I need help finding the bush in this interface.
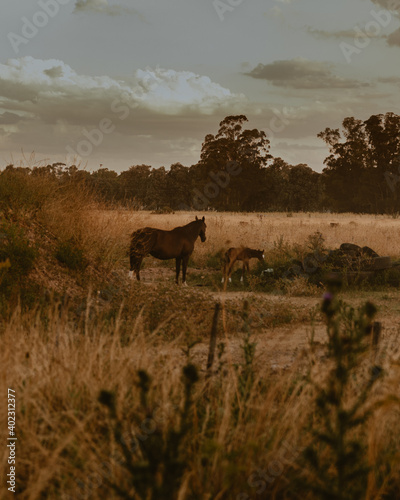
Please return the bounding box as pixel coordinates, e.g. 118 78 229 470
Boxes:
303 295 383 499
0 221 37 305
55 239 88 271
0 167 55 219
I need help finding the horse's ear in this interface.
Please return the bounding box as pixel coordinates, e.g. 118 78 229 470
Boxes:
202 216 205 222
195 216 198 221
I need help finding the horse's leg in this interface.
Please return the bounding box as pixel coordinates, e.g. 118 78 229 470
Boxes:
227 259 235 283
182 255 190 286
129 251 135 278
135 257 143 281
243 261 251 283
175 257 182 285
129 253 140 280
240 260 246 283
130 255 142 281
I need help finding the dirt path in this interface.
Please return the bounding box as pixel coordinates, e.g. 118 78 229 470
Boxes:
132 266 400 373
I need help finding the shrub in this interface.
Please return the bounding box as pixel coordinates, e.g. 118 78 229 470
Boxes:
0 221 37 284
0 167 55 219
98 363 199 500
55 239 88 271
278 275 320 296
303 294 383 499
0 221 37 309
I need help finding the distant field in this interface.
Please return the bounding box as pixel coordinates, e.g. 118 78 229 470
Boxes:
97 210 400 265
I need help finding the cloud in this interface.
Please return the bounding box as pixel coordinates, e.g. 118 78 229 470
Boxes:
133 68 245 113
0 112 23 125
306 26 385 40
367 0 400 46
73 0 143 17
370 0 400 13
0 57 247 169
0 57 245 119
378 75 400 84
245 58 370 89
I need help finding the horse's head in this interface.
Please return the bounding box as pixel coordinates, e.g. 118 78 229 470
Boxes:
256 249 265 262
195 216 207 242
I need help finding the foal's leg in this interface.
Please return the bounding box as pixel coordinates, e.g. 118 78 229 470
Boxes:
227 260 235 283
182 255 190 286
175 257 182 285
222 259 229 283
240 261 246 283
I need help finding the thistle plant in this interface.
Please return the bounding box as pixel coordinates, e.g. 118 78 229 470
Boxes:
98 363 199 500
303 292 383 500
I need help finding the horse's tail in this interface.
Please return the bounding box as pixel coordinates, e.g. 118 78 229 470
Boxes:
130 228 157 259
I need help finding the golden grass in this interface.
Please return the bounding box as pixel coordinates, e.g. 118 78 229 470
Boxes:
1 295 400 499
96 211 400 269
2 185 400 498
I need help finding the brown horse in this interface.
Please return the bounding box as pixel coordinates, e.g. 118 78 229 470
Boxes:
222 247 264 284
129 216 206 285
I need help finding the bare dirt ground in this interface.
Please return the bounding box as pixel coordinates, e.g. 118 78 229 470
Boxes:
131 265 400 374
193 294 400 374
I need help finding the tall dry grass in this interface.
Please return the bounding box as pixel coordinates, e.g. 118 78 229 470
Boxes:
101 211 400 270
1 294 400 499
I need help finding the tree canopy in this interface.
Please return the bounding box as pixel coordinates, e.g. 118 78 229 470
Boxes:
3 112 400 213
319 112 400 212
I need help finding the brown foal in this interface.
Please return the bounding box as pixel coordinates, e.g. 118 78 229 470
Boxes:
222 247 265 283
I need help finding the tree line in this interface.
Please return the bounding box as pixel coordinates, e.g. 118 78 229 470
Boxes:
3 113 400 213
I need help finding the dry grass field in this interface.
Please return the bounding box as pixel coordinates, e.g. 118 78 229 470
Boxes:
97 209 400 263
2 197 400 499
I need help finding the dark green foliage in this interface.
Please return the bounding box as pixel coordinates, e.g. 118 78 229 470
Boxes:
0 166 53 219
98 364 199 500
0 221 37 305
55 239 87 271
4 113 400 213
303 293 383 500
319 112 400 213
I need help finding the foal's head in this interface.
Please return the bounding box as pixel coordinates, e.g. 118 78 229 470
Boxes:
255 249 265 262
195 216 207 242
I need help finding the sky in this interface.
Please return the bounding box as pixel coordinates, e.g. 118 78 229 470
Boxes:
1 0 400 173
